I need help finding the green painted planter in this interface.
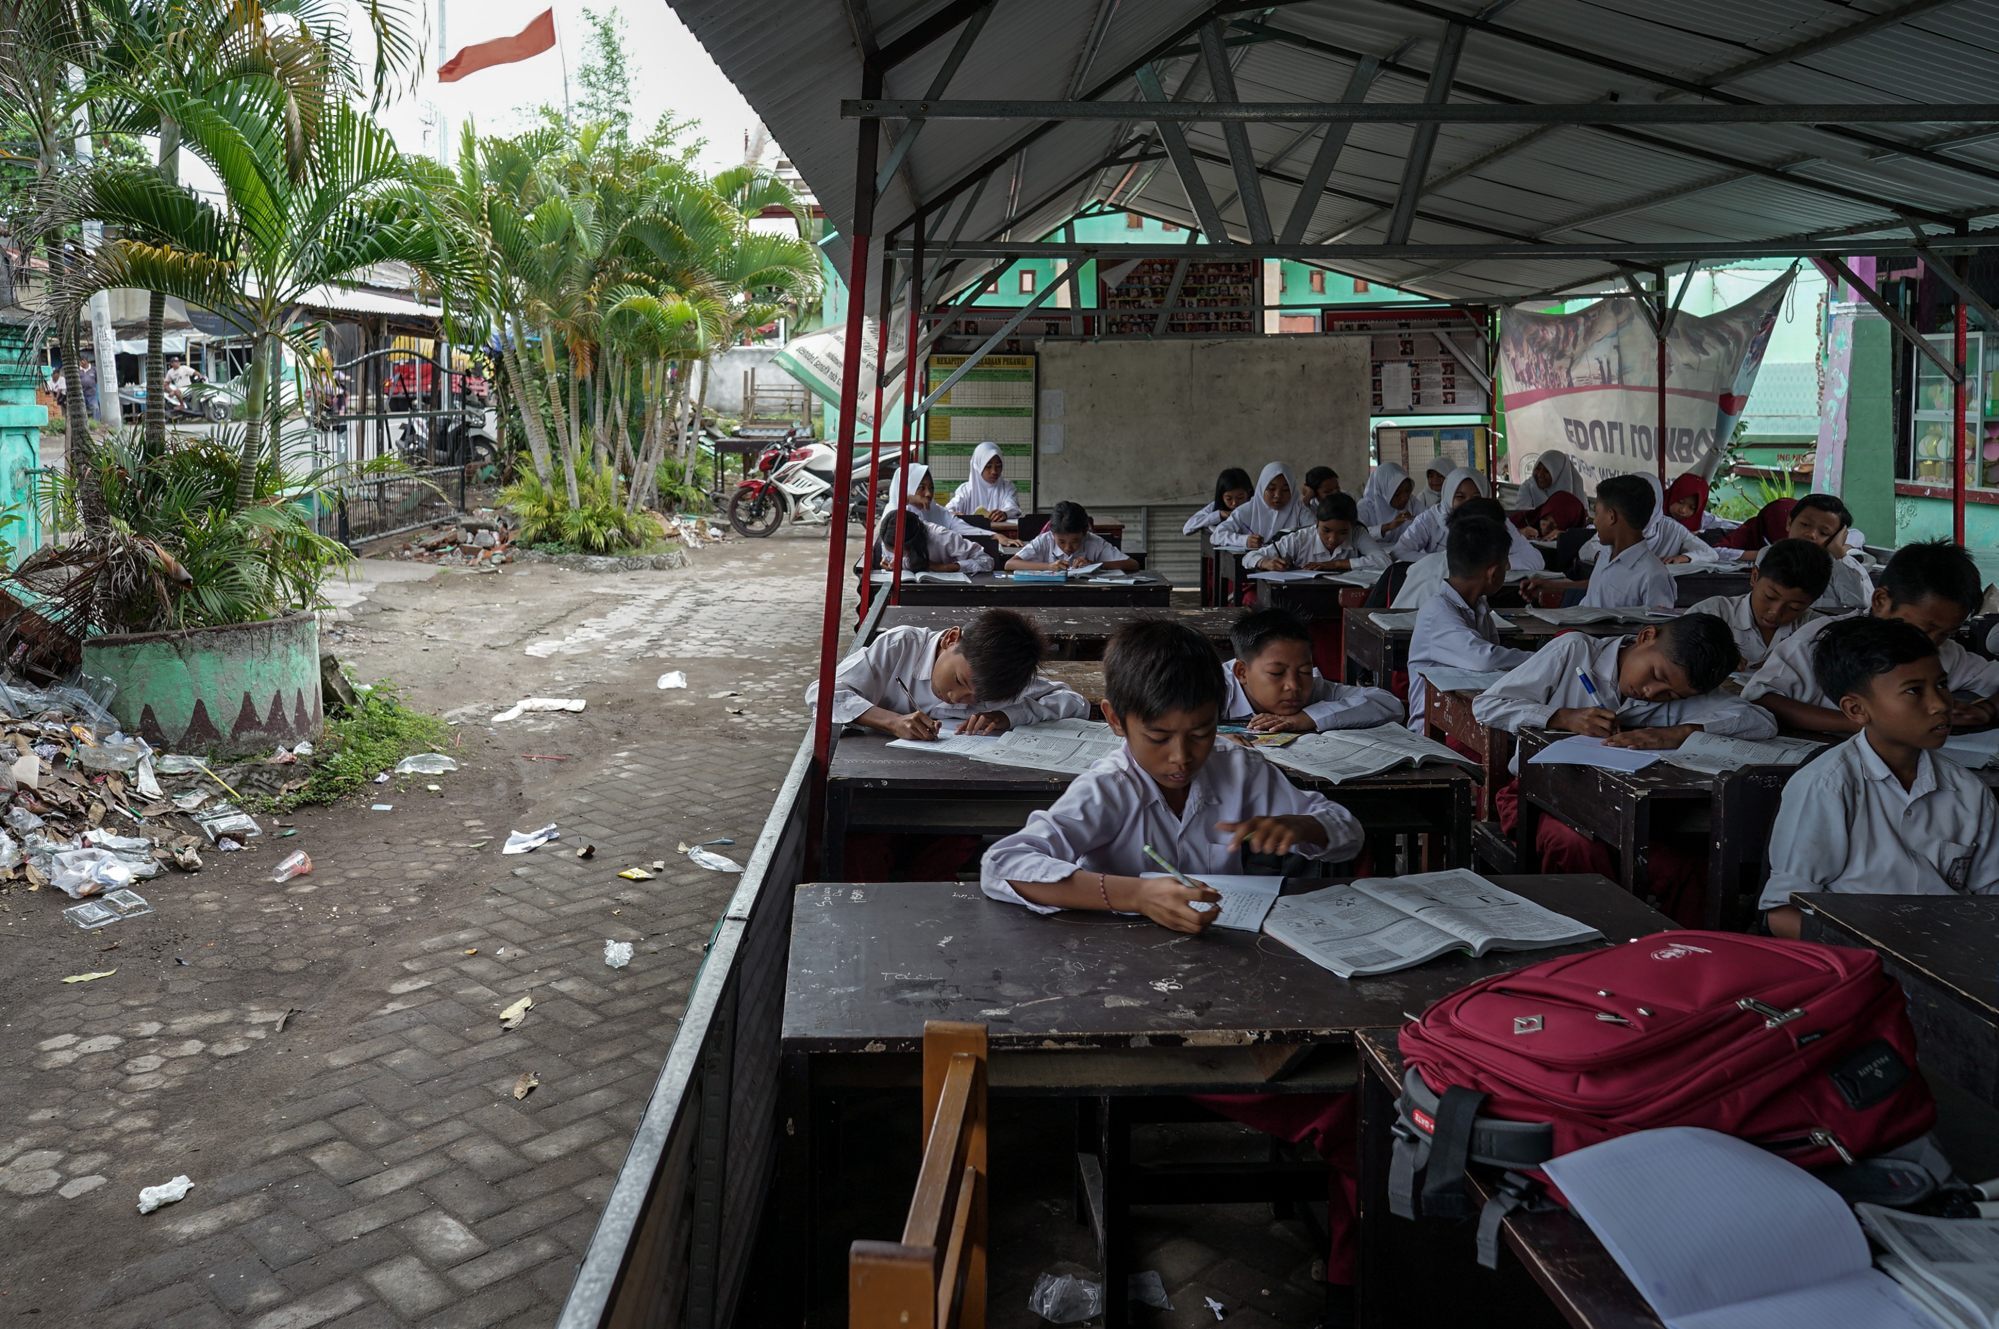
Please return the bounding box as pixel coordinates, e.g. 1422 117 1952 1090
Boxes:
82 613 323 756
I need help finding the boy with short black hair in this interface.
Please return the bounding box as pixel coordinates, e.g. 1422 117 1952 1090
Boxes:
1222 608 1402 732
1744 539 1999 734
1007 500 1139 572
981 618 1362 926
1390 496 1546 609
1760 616 1999 939
1303 465 1340 501
1242 492 1388 573
808 607 1089 740
1578 475 1674 609
1685 537 1832 667
1406 517 1534 731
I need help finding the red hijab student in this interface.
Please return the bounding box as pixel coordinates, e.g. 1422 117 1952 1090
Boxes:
1715 497 1796 551
1664 472 1712 532
1513 489 1588 540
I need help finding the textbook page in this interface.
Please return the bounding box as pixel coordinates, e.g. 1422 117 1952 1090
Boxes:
1526 735 1663 772
869 570 972 584
1259 724 1473 786
1527 606 1667 625
1249 570 1326 583
1542 1128 1933 1329
964 718 1123 776
1353 870 1600 953
886 734 1002 759
1261 885 1467 978
1419 667 1512 696
1367 611 1420 632
1665 732 1824 776
1859 1206 1999 1329
1142 873 1284 932
1941 727 1999 770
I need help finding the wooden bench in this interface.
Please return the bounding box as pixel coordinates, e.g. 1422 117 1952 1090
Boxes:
848 1021 989 1329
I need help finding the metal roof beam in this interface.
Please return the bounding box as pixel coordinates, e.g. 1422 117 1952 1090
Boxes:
874 2 993 197
876 0 990 70
916 257 1140 417
1912 236 1999 333
1279 55 1383 244
1815 255 1961 381
1386 22 1465 246
1198 20 1274 244
845 97 1999 126
1690 0 1971 91
880 233 1999 261
1132 63 1231 239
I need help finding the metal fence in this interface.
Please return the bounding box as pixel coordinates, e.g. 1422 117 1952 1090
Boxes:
315 464 467 546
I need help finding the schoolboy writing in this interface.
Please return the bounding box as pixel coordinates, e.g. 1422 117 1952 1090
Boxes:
1405 517 1534 731
1392 497 1544 610
1222 608 1403 733
1683 537 1831 668
981 619 1362 928
1761 616 1999 939
1241 492 1388 573
1743 540 1999 735
1525 475 1673 610
1007 501 1140 572
807 608 1088 739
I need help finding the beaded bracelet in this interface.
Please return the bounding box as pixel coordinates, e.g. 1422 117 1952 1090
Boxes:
1097 871 1112 912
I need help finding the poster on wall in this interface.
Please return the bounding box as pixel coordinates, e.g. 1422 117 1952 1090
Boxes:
927 353 1036 510
1100 259 1259 336
1324 309 1492 417
1498 272 1792 489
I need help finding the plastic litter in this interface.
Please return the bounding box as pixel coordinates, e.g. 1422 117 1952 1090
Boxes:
686 846 744 873
5 807 43 835
192 802 261 842
64 889 154 930
1027 1272 1171 1324
172 789 211 812
135 755 163 800
292 741 314 757
604 940 633 969
50 848 137 899
1204 1295 1226 1321
77 731 149 773
394 753 459 775
492 697 587 723
137 1175 193 1214
502 824 560 855
153 754 205 775
271 851 312 883
81 830 153 854
216 838 243 852
657 672 687 690
369 803 394 812
1 752 39 790
0 831 20 871
373 772 390 784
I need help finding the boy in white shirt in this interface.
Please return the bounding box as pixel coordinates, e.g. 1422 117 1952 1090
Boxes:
1684 538 1831 668
1007 501 1139 573
1744 540 1999 735
1762 616 1999 938
1390 497 1544 609
1406 517 1533 732
1221 608 1403 733
807 608 1089 739
982 618 1362 924
1241 492 1388 574
1577 476 1675 610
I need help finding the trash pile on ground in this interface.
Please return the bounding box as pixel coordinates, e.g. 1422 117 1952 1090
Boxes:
394 509 516 566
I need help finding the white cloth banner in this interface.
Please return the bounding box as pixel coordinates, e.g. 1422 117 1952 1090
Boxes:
770 322 906 435
1499 271 1793 489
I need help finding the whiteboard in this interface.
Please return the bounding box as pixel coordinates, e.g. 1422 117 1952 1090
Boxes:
1034 338 1372 508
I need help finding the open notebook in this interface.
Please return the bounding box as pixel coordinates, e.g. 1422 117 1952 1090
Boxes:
1261 870 1598 978
1259 724 1475 785
1541 1127 1939 1329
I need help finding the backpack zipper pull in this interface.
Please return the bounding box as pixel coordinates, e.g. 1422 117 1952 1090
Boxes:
1594 1012 1631 1025
1737 997 1806 1029
1811 1129 1855 1165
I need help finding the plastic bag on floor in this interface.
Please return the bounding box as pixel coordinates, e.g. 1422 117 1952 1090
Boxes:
79 731 150 773
1027 1271 1172 1324
502 824 560 855
193 802 261 842
686 846 744 873
603 940 632 968
393 753 459 775
51 848 137 899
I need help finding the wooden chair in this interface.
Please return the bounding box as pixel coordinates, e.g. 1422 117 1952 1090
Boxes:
849 1021 988 1329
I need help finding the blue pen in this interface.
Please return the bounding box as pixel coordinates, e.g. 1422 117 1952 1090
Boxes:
1575 668 1618 733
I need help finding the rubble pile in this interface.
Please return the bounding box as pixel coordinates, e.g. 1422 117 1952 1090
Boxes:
394 510 515 566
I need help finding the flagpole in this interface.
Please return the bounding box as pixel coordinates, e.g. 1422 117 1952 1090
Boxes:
553 4 570 123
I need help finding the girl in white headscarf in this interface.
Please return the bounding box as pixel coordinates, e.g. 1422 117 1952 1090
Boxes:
1211 462 1313 549
1391 466 1488 559
1411 457 1449 512
944 441 1022 520
1512 449 1586 511
897 462 987 538
1356 462 1418 540
1577 472 1718 565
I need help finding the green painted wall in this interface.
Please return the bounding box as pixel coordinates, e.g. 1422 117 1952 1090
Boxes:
1842 313 1898 543
0 322 46 565
83 612 323 756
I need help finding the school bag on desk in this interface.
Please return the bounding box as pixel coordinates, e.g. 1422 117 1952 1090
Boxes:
1387 931 1949 1266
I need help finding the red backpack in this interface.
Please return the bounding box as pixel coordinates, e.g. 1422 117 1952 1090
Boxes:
1390 932 1941 1263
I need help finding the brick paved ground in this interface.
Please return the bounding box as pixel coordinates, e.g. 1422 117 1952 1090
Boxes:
0 533 834 1328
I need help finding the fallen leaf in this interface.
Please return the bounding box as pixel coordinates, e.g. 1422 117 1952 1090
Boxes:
617 867 654 881
576 844 596 860
675 841 689 853
499 995 532 1030
463 948 479 956
511 1071 539 1100
63 969 116 984
96 941 120 953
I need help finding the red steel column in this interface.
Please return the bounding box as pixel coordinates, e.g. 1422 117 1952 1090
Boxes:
889 223 924 603
856 249 896 619
1955 275 1969 546
1656 272 1669 489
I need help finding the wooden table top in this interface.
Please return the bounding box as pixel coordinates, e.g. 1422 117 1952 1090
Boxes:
1796 894 1999 1020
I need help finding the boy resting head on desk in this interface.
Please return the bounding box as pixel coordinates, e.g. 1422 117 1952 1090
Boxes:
1472 611 1774 761
1303 464 1341 502
1240 491 1388 573
1743 539 1999 735
807 608 1089 741
1405 516 1535 732
980 618 1363 931
1683 537 1831 668
1223 607 1403 733
1762 617 1999 939
1005 501 1139 573
869 508 993 577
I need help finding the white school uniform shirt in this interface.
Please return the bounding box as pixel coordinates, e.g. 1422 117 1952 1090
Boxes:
980 744 1364 912
1357 462 1415 537
1406 582 1534 732
1759 732 1999 911
1390 466 1487 560
1742 614 1999 709
1579 517 1717 566
1183 501 1233 535
1014 529 1129 566
1242 525 1390 572
1220 657 1404 731
1818 554 1873 612
1412 458 1449 512
1473 632 1778 771
875 528 993 576
1683 592 1814 668
805 626 1090 728
944 441 1022 519
1391 528 1546 610
896 461 987 539
1580 541 1675 611
1213 462 1313 546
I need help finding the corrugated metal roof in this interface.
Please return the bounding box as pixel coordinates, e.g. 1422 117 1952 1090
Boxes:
667 0 1999 302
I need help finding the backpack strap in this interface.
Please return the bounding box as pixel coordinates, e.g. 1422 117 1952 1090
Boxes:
1419 1085 1488 1221
1476 1172 1541 1269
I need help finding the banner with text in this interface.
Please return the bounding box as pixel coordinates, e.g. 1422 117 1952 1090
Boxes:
770 321 906 439
1499 271 1792 489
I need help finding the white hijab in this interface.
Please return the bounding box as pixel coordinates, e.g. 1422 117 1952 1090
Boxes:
945 441 1019 517
898 461 983 536
1225 462 1314 539
1412 457 1449 511
1513 448 1586 511
1358 462 1414 528
1440 465 1489 508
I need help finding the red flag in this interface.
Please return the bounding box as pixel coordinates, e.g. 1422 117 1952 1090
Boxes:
438 9 555 83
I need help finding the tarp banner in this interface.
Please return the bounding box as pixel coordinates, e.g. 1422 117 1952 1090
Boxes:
1499 271 1793 488
770 322 906 438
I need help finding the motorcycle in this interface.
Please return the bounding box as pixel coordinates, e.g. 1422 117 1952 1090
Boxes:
727 434 905 538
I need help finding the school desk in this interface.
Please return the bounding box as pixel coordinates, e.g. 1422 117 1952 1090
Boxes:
1512 727 1807 929
1256 574 1373 681
1206 544 1251 607
1353 1031 1999 1329
819 733 1477 878
1342 609 1641 689
780 874 1662 1328
1798 895 1999 1109
1423 683 1514 831
864 605 1238 660
1663 563 1750 607
864 569 1173 608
